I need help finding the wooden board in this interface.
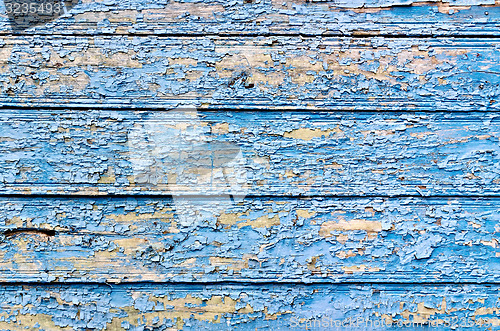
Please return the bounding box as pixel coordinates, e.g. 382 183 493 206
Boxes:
1 37 500 111
0 197 498 283
1 0 500 36
1 110 498 196
1 0 499 329
0 283 498 330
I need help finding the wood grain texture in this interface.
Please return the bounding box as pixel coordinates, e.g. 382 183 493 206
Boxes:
0 0 500 36
2 37 500 111
1 109 498 196
0 197 498 283
0 283 498 330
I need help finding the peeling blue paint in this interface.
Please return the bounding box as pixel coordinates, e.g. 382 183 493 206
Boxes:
0 284 498 330
0 196 498 283
0 0 499 36
0 1 499 329
2 37 500 110
0 110 498 196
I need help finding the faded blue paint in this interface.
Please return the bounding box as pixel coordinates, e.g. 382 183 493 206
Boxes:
0 197 498 283
0 1 499 329
0 284 498 330
0 110 498 196
2 37 500 111
0 0 498 36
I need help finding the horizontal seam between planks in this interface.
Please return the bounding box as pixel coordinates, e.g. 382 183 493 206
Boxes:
2 106 500 114
4 32 500 38
0 194 499 199
0 281 499 286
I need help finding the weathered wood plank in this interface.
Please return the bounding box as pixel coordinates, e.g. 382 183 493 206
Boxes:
0 283 498 330
1 0 500 36
0 197 498 283
1 37 500 111
1 110 498 196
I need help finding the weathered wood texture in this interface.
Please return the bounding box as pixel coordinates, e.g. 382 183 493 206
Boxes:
2 37 500 111
1 0 499 329
1 0 500 36
0 283 498 330
1 110 498 196
0 197 498 283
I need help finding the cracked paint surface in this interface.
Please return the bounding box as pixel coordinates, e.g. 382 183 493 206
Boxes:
0 1 499 329
0 0 499 36
0 284 498 330
1 37 500 110
0 110 498 196
0 197 498 283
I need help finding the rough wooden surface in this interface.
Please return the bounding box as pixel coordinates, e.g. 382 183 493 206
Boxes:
2 37 500 110
0 284 498 330
1 0 499 329
1 110 498 196
0 197 498 283
1 0 500 36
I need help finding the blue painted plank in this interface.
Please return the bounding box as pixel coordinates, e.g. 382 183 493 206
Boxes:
0 110 498 196
0 0 499 36
0 197 498 283
1 0 498 328
1 37 500 110
0 283 498 330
